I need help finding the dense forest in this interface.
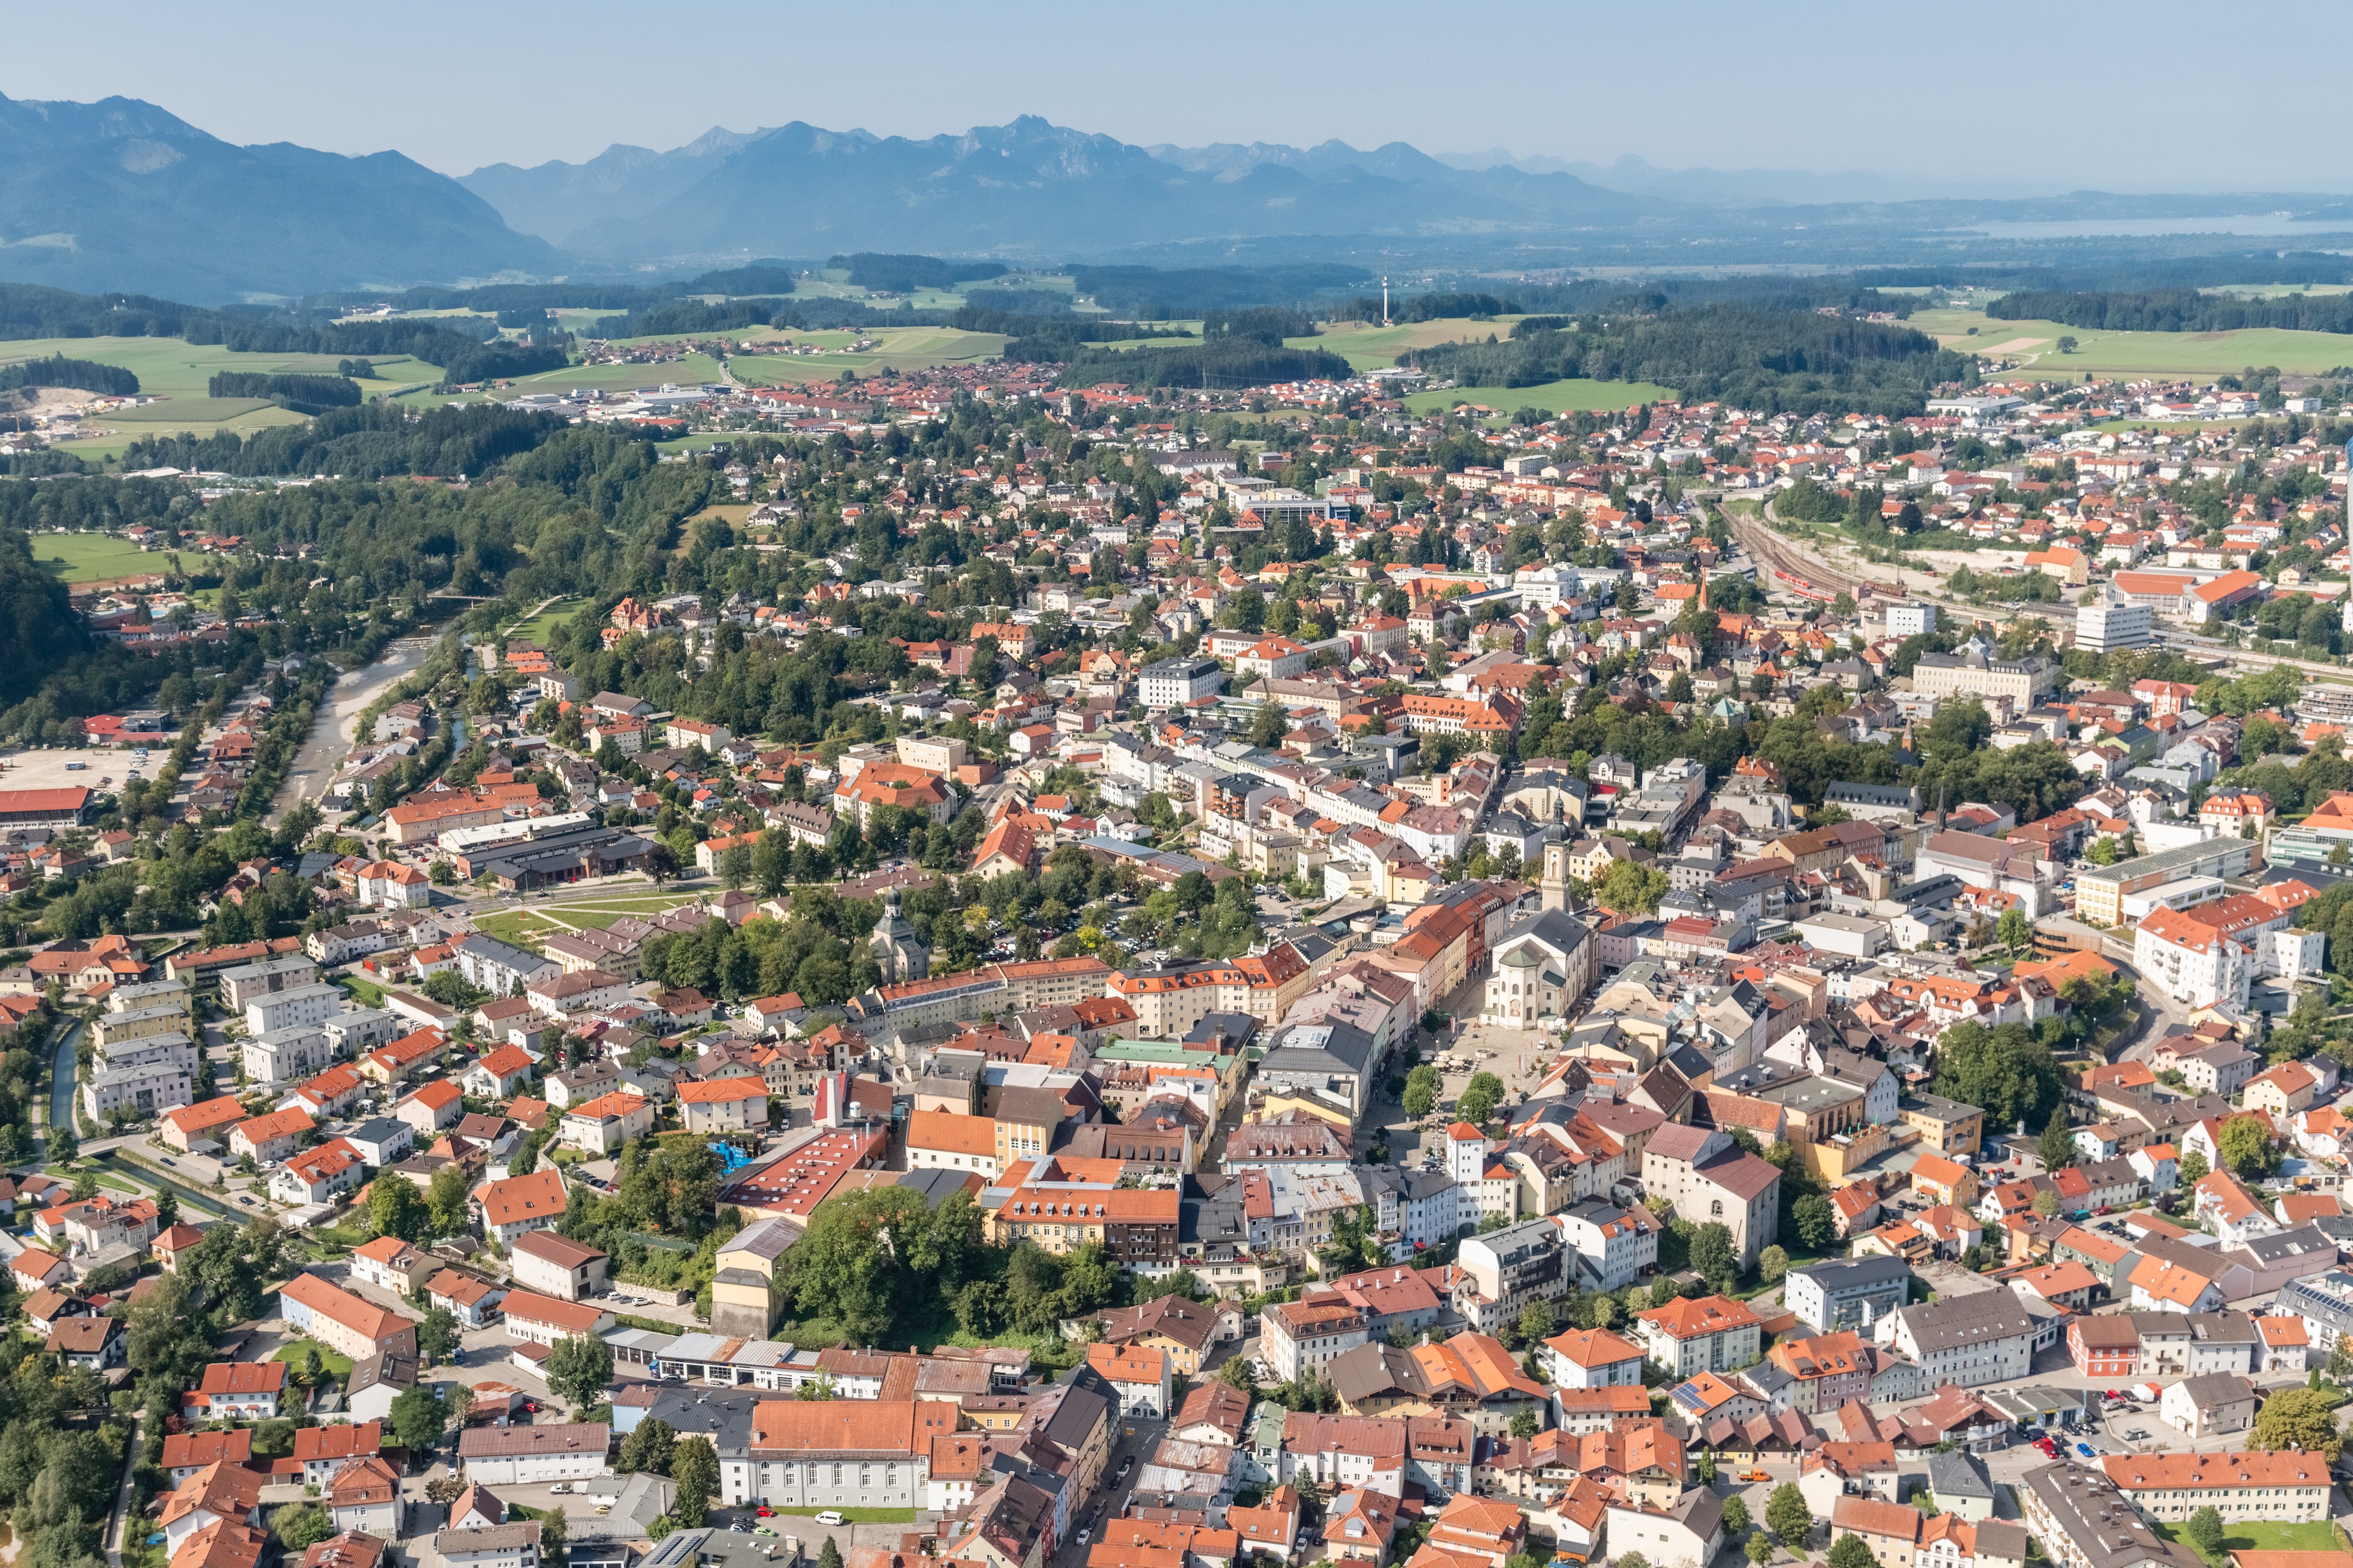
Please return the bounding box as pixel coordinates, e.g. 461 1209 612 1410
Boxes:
586 298 793 339
118 402 569 480
0 355 141 396
0 528 94 707
207 372 361 412
831 253 1008 292
1409 303 1975 414
1333 291 1519 323
1988 288 2353 334
1066 262 1372 317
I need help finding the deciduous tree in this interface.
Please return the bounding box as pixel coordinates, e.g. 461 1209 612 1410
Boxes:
671 1438 719 1527
545 1334 614 1413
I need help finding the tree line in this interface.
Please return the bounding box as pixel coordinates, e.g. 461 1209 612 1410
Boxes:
832 253 1010 292
207 371 362 411
1989 288 2353 334
1067 261 1372 318
119 401 570 480
1332 291 1519 323
0 355 141 396
587 298 794 339
1408 303 1976 416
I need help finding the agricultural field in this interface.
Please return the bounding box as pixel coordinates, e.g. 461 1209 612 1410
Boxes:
2205 283 2353 298
1083 322 1205 350
1293 316 1534 374
0 334 443 452
722 325 1009 383
409 353 728 406
1405 377 1676 417
1911 307 2353 379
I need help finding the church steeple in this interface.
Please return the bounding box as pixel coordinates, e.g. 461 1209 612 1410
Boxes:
870 883 931 984
1540 797 1571 913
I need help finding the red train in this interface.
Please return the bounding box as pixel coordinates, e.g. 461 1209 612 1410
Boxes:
1773 568 1834 601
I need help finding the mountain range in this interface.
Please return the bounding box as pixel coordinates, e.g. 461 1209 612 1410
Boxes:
459 115 1646 260
2 90 2351 304
0 91 557 300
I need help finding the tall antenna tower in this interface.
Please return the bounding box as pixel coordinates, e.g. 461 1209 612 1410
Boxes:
1382 276 1390 327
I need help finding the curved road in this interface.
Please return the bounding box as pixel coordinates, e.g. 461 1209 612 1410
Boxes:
50 1018 82 1143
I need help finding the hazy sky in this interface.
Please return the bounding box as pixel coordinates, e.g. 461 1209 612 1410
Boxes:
6 0 2349 193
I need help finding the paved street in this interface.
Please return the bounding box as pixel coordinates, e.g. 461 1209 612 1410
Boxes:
1048 1415 1166 1567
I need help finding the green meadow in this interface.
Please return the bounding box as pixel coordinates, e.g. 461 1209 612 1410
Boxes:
1912 307 2353 379
28 532 165 583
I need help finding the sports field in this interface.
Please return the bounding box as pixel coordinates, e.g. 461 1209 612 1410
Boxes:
29 532 165 583
472 888 716 948
1913 307 2353 379
503 597 584 647
1405 378 1676 416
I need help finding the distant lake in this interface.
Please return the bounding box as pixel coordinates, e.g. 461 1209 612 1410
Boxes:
1954 214 2353 240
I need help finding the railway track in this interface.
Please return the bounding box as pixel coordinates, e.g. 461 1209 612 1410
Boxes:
1723 501 2353 683
1723 500 1880 601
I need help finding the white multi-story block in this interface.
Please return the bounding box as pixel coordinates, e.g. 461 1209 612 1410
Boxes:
2135 905 2252 1011
1139 656 1225 709
2076 586 2151 654
1885 600 1938 638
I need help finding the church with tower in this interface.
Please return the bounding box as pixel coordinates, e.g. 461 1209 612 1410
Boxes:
869 885 931 984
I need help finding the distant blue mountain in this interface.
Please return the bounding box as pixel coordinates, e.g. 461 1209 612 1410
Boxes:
0 91 561 302
461 116 1649 261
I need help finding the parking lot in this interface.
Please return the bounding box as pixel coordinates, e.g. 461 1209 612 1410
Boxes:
0 741 156 794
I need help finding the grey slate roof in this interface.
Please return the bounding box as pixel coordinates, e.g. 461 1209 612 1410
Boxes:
1927 1449 1994 1501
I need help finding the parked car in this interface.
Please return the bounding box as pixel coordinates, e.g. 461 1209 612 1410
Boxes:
815 1512 847 1527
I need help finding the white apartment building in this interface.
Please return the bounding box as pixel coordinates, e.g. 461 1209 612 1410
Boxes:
242 1024 333 1086
1139 656 1225 709
1260 1297 1370 1383
245 983 346 1036
453 1424 613 1486
2135 906 2252 1011
2077 587 2152 654
1885 600 1937 638
1887 1293 2035 1389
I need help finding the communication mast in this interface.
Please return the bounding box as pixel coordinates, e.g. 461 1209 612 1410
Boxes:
1382 276 1390 327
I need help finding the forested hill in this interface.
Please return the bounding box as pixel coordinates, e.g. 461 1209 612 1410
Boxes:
1988 288 2353 334
0 90 557 300
1406 303 1975 415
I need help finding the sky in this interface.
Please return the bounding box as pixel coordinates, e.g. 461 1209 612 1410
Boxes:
6 0 2350 194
